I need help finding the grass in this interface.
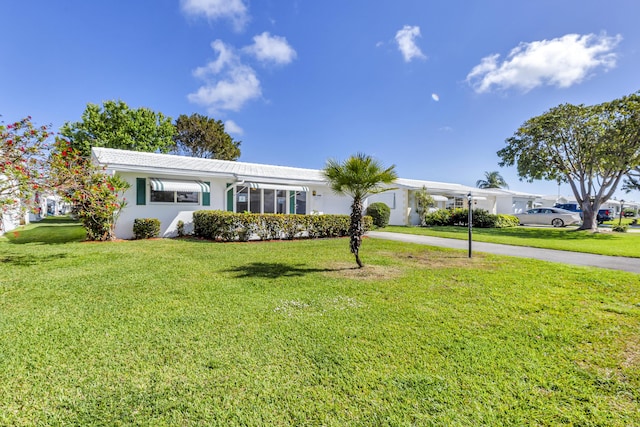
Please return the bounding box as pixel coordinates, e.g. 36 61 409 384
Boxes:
382 225 640 258
1 218 639 425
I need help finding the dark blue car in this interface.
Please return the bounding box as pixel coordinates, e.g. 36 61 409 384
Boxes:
554 203 614 224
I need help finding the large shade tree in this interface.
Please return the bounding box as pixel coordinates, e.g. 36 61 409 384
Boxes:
323 153 397 268
476 171 509 189
498 92 640 231
171 113 241 160
61 100 175 157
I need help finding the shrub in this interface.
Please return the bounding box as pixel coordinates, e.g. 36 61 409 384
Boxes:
366 202 391 228
133 218 160 239
494 214 520 228
192 211 372 241
176 220 185 237
612 224 628 233
423 209 452 226
423 209 519 228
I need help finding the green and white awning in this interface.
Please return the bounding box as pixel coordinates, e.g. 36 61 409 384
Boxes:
247 183 309 192
149 178 210 193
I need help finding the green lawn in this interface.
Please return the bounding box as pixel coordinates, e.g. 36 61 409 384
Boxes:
383 225 640 258
1 218 639 425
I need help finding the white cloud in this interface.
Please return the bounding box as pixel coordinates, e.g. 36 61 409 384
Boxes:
180 0 248 31
243 32 297 65
395 25 426 62
188 40 262 112
224 119 243 135
466 33 622 93
431 93 440 101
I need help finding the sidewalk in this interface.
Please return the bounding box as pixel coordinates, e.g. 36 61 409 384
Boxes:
367 231 640 274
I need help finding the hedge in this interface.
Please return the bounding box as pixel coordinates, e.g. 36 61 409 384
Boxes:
133 218 161 239
192 211 373 241
423 208 519 228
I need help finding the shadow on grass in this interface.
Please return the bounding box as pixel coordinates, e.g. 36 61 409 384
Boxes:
224 262 353 279
0 253 68 266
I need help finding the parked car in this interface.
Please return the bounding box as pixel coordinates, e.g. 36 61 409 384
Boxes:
515 207 582 227
553 203 614 224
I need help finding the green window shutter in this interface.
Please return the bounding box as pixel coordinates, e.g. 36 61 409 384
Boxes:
202 181 211 206
136 178 146 205
289 191 295 214
226 183 234 212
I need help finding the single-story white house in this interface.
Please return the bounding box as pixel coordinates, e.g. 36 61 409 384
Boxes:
92 147 542 239
0 175 30 235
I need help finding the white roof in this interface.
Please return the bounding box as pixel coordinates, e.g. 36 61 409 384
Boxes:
92 147 543 199
92 147 325 185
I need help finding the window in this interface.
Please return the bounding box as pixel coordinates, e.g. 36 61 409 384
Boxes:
263 189 275 213
295 191 307 214
249 187 261 213
237 186 248 212
276 190 287 214
150 189 199 204
232 186 306 214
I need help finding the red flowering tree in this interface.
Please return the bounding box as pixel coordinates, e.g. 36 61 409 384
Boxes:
48 138 129 241
0 116 50 232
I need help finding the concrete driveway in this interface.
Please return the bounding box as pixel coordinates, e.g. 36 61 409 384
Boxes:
367 231 640 274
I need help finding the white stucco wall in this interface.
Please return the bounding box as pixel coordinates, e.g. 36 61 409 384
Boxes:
114 172 228 239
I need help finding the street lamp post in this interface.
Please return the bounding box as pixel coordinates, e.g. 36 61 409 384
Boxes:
467 192 472 258
619 200 625 226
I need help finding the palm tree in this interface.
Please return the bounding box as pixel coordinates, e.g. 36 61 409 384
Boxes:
476 171 509 189
323 153 397 268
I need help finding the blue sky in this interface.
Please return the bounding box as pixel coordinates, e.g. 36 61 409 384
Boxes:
2 0 639 199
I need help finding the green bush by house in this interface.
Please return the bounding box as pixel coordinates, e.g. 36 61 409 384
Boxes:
365 202 391 228
133 218 161 239
423 208 519 228
193 211 373 241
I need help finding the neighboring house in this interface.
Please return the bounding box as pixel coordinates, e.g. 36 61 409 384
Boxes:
92 147 542 239
0 175 30 235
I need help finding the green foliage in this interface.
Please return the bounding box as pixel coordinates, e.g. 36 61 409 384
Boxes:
494 214 521 228
414 186 435 225
193 211 371 241
423 209 451 226
0 116 51 232
48 139 129 241
612 224 628 233
423 209 519 228
172 113 241 160
365 202 391 228
61 100 175 157
133 218 161 239
323 153 397 267
476 171 509 189
498 91 640 230
176 220 185 237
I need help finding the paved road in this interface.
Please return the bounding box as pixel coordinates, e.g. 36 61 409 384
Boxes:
367 231 640 274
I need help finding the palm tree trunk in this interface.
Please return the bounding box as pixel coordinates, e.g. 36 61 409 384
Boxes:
350 197 364 268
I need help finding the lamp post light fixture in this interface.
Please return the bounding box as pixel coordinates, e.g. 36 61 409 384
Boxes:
619 199 625 225
467 192 472 258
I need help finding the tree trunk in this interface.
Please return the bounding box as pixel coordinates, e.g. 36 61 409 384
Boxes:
578 203 599 231
350 197 364 268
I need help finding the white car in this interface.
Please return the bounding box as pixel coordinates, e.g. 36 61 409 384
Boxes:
515 207 582 227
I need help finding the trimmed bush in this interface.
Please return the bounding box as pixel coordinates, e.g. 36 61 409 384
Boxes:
366 202 391 228
422 209 519 228
133 218 160 239
494 214 520 228
612 224 628 233
192 211 372 241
